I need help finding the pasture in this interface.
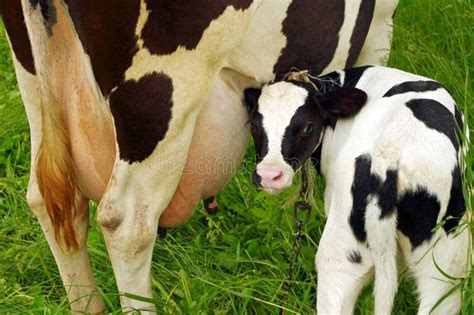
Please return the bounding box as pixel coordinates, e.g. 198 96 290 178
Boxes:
0 0 472 313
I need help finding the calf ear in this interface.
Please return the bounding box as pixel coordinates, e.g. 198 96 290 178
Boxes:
318 87 367 119
244 88 262 114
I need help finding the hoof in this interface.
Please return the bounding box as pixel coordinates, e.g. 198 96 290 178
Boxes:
204 196 219 215
157 226 167 239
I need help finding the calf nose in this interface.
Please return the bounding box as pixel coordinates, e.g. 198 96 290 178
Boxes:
256 165 284 187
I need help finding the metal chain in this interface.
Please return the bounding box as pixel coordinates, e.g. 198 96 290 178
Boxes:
280 165 312 314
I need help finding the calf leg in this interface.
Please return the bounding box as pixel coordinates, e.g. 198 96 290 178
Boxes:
365 200 398 315
316 222 373 314
405 229 469 315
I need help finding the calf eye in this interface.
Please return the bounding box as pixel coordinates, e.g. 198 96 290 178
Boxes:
303 123 314 135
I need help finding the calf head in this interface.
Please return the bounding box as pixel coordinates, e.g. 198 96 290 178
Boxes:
245 80 367 194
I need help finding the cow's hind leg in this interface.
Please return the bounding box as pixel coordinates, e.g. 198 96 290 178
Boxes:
13 58 105 312
316 222 373 314
28 184 105 312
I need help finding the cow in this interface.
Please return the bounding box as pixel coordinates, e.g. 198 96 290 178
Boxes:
0 0 398 312
244 65 470 314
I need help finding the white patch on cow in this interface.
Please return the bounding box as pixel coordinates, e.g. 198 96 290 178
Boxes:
256 81 308 193
321 0 362 74
355 0 399 66
224 0 291 82
135 0 150 49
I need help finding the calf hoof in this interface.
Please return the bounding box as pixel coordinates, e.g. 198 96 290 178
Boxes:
204 196 219 215
157 226 167 239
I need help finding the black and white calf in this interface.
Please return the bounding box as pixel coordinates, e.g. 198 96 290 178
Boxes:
244 66 469 314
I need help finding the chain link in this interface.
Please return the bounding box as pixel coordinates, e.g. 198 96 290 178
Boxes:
280 165 312 314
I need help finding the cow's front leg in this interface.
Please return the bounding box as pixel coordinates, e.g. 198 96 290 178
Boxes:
96 98 200 310
98 202 157 311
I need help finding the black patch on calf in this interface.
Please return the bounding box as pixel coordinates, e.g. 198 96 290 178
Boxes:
342 66 373 88
281 101 325 170
249 112 269 164
350 155 376 242
406 98 461 151
310 145 322 173
345 0 376 67
109 73 173 163
443 165 465 234
0 1 36 74
397 188 441 248
309 71 342 130
65 0 141 96
454 105 464 134
350 154 398 242
318 70 342 89
273 0 345 79
326 118 337 130
383 81 443 97
141 0 252 56
454 105 464 147
29 0 57 36
379 170 398 218
347 250 362 264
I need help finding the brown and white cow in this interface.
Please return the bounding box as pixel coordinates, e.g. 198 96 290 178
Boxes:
1 0 398 312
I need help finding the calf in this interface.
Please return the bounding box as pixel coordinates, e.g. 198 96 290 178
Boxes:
244 66 469 314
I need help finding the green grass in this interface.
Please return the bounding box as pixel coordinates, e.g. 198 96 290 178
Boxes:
0 0 472 313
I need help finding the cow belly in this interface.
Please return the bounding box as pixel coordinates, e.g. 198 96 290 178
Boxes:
159 72 249 227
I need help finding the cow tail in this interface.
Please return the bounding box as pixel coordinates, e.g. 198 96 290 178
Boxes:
36 93 79 251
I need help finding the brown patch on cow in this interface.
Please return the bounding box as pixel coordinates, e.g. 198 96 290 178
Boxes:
345 0 376 67
0 1 36 74
64 0 140 96
273 0 345 79
109 72 173 163
141 0 252 55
